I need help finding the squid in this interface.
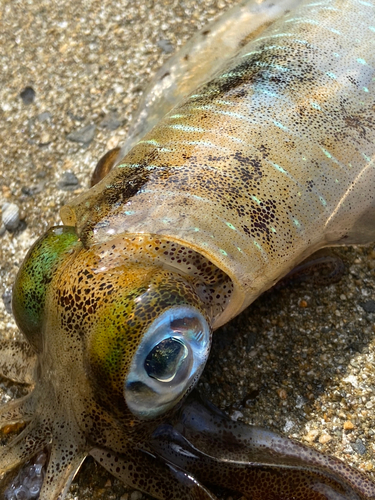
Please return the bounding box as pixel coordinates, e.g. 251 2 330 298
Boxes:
1 0 375 498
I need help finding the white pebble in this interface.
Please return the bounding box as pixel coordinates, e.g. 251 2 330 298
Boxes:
2 203 20 231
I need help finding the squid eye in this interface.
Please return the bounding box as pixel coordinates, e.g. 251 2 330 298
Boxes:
144 337 188 382
125 306 211 419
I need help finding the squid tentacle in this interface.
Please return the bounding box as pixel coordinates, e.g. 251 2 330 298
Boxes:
0 418 52 474
0 393 36 427
149 394 375 500
38 448 87 500
90 446 218 500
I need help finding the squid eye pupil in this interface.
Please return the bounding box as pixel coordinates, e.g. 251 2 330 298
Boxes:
144 337 188 382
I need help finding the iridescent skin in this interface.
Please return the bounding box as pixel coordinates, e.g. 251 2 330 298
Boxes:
1 0 375 499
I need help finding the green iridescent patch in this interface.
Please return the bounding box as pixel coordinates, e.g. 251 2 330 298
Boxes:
12 226 80 351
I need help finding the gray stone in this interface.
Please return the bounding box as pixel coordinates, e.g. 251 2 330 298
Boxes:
351 439 366 456
99 112 123 131
359 300 375 313
157 39 174 53
57 171 80 191
67 124 96 144
20 86 35 105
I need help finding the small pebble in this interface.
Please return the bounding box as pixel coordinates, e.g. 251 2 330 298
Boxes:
343 420 355 430
39 132 51 145
283 419 295 432
157 39 174 53
2 203 20 231
106 136 121 150
113 84 124 94
359 300 375 313
19 86 35 104
66 124 96 144
21 182 45 196
36 111 52 122
2 185 11 198
351 439 367 456
276 388 287 400
231 410 244 421
130 491 143 500
2 287 13 315
299 299 308 308
99 112 122 130
319 433 332 444
304 429 320 442
57 171 80 191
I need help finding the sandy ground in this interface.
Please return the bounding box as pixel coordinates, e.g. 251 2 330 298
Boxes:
0 1 375 499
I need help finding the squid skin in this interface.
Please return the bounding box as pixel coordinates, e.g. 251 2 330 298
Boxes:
1 0 375 499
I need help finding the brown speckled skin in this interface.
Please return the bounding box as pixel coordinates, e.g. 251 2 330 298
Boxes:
7 227 216 499
63 0 375 331
1 0 375 499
